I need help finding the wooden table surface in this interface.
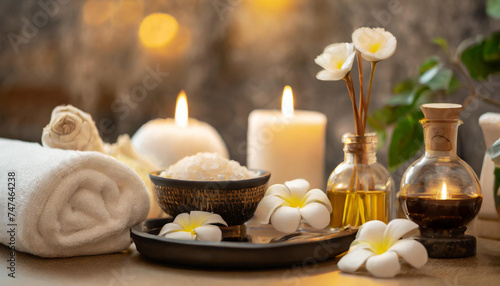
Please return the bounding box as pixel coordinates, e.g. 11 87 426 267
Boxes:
1 237 500 286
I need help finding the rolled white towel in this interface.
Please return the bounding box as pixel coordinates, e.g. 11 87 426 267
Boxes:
0 138 149 257
42 105 164 219
105 134 165 219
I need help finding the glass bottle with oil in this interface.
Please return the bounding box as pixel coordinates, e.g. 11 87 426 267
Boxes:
327 133 394 229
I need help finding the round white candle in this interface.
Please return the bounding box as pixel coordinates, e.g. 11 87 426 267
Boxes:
247 86 327 189
132 91 229 169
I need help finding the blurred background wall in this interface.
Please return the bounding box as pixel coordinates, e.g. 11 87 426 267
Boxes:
1 0 500 184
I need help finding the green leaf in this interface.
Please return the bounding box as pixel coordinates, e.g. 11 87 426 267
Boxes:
483 31 500 62
376 130 387 149
487 138 500 166
495 167 500 197
418 56 440 75
409 85 431 105
414 89 433 106
419 65 440 84
487 0 500 19
494 167 500 212
432 37 449 55
393 79 416 95
388 112 424 171
387 79 417 106
388 84 431 107
447 75 461 94
387 93 413 106
368 105 414 127
426 68 453 91
460 38 500 80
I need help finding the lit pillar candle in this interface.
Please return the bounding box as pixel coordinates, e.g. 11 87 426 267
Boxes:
247 86 327 188
132 90 229 169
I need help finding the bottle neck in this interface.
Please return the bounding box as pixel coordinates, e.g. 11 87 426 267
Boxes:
344 151 377 164
421 119 461 153
342 133 377 164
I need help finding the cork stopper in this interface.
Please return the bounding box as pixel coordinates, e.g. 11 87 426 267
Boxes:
420 103 462 152
421 103 462 120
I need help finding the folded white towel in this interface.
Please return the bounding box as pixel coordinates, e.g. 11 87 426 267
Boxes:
0 138 149 257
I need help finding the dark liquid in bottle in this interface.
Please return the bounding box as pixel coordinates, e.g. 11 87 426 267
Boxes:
400 195 482 229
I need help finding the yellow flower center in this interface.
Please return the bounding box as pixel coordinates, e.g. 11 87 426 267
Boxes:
283 196 306 208
371 239 392 255
368 42 382 53
335 61 344 69
176 222 200 235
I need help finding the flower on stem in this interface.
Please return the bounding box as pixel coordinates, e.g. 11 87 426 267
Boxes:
254 179 332 233
338 219 428 278
315 43 356 81
352 27 397 62
158 211 227 241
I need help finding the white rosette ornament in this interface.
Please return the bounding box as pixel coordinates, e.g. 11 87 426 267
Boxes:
255 179 332 233
41 104 105 152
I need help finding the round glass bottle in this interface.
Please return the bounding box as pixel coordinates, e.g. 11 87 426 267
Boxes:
327 133 395 229
399 103 482 258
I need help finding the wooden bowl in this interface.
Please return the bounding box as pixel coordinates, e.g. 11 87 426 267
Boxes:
149 170 271 226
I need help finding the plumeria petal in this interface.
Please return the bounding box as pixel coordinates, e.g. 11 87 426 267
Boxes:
304 189 332 213
256 179 332 233
352 27 397 62
254 195 286 224
314 53 332 70
337 247 374 273
284 179 310 199
339 218 428 278
342 47 356 68
163 231 196 241
300 203 331 229
189 211 228 227
194 225 222 242
172 213 191 226
159 211 227 242
316 70 346 81
383 219 419 246
270 206 301 233
189 210 211 226
204 213 228 226
365 251 401 278
158 223 184 236
388 239 428 268
355 220 387 245
315 42 356 81
264 184 291 200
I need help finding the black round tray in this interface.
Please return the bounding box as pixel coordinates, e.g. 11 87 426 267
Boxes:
131 218 357 269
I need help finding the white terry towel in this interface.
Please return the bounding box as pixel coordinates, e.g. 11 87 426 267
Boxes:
0 138 150 257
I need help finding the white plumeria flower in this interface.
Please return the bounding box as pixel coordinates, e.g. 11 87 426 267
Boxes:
352 27 397 62
315 43 356 81
338 219 428 278
254 179 332 233
158 211 227 241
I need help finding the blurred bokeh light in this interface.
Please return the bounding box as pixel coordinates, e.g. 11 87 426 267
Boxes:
139 13 179 48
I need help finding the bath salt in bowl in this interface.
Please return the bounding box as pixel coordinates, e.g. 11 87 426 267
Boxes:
159 153 257 181
150 153 270 226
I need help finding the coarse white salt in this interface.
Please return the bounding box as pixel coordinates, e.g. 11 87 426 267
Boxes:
159 152 258 181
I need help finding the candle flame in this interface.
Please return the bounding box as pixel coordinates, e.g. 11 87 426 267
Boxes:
175 90 188 127
281 85 294 118
438 182 450 200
